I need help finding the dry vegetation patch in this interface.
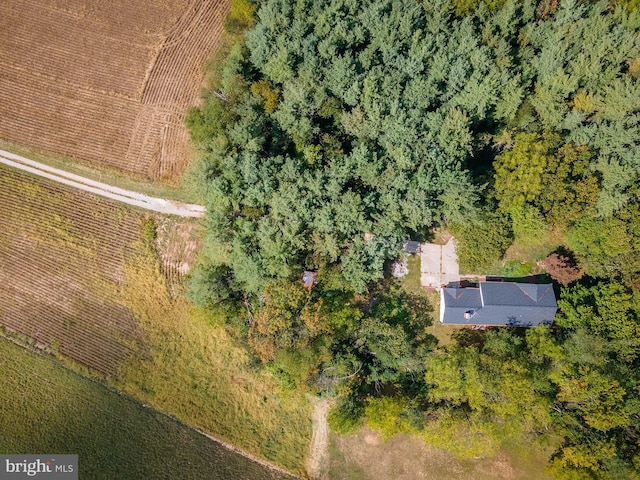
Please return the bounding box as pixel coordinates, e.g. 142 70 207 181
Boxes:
0 0 229 181
327 427 552 480
113 251 312 474
0 164 311 473
154 216 202 292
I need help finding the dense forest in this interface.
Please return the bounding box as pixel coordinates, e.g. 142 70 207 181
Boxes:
186 0 640 477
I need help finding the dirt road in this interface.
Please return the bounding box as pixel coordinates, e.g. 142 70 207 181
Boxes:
0 149 205 218
307 397 330 480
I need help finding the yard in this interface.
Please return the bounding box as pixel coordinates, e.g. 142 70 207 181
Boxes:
326 427 552 480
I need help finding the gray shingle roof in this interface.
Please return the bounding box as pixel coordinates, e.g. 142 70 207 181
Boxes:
440 282 557 326
403 240 421 255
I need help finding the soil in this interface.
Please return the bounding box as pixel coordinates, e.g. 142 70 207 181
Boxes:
307 397 330 479
0 0 229 181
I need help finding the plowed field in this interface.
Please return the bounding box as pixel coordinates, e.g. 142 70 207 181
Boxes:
0 164 150 377
0 164 201 374
0 0 228 181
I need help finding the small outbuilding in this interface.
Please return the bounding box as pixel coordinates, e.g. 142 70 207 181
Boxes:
440 282 557 327
302 271 317 291
403 240 421 255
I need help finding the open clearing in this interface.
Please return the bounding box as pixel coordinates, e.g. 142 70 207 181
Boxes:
0 0 229 181
327 427 552 480
0 338 297 480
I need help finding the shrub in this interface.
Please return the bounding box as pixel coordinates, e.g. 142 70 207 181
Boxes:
542 253 583 285
501 260 534 278
328 396 364 435
364 397 413 440
510 205 548 243
450 211 513 273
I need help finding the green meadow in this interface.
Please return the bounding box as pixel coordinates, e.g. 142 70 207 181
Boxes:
0 338 297 480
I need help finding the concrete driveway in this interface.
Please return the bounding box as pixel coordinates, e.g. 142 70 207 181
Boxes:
420 238 459 289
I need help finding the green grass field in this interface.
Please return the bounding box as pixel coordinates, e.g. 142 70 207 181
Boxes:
0 338 297 480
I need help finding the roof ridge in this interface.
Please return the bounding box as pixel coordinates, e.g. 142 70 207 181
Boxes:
516 283 539 302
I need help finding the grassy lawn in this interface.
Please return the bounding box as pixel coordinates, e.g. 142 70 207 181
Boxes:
327 427 552 480
0 138 200 204
398 254 422 295
494 228 565 278
503 228 565 265
0 338 296 480
399 255 460 347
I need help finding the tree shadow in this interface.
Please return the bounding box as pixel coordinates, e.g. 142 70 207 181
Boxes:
486 274 553 284
450 328 486 348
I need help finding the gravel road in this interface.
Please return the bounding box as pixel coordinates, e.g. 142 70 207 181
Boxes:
0 149 205 218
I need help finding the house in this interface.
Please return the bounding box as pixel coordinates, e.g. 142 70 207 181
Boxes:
440 282 557 327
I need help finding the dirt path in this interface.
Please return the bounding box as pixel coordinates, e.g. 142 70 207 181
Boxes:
0 149 205 218
307 397 330 480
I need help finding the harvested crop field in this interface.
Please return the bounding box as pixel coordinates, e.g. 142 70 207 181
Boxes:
0 0 229 181
0 164 200 374
0 164 310 472
0 163 149 374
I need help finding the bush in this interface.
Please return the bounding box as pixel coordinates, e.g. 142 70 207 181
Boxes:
542 253 583 285
510 205 548 243
450 211 513 273
223 0 256 34
328 396 364 435
186 264 236 307
566 217 631 277
364 397 413 439
501 260 534 278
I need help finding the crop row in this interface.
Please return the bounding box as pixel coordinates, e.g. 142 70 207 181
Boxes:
142 0 228 108
0 0 227 181
1 1 158 99
15 0 185 44
0 166 146 375
0 71 144 174
137 0 228 179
